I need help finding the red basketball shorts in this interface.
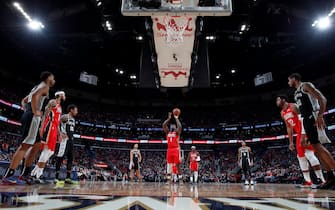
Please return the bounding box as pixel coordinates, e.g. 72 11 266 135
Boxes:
190 161 198 172
167 148 181 164
41 123 58 152
296 134 315 157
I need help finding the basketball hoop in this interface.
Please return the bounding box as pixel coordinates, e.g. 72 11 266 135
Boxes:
166 0 183 6
163 15 189 48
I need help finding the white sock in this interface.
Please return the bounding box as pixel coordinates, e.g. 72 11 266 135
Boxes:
194 172 198 183
190 176 193 183
36 167 44 179
31 165 39 177
298 156 311 183
314 170 326 183
173 174 178 182
31 165 44 179
167 164 172 174
303 171 311 183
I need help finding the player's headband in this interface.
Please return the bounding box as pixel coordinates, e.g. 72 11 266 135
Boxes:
55 91 65 97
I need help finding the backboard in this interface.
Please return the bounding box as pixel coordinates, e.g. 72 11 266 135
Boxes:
121 0 232 16
122 0 232 88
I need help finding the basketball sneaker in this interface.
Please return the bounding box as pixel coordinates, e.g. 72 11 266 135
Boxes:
250 180 254 185
299 181 312 188
33 175 47 184
311 178 326 189
318 178 335 190
1 177 17 185
17 175 34 185
55 179 65 185
65 178 73 184
244 180 249 185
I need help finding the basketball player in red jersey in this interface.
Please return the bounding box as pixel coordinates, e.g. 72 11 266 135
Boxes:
31 91 66 182
187 146 200 184
276 95 325 187
163 111 182 183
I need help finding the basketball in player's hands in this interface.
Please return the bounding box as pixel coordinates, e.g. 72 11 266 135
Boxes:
173 108 181 117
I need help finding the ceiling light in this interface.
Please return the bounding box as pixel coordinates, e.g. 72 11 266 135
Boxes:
330 8 335 16
119 70 124 75
316 17 331 29
240 24 246 31
13 2 32 21
105 20 112 31
27 19 44 30
130 75 137 80
231 69 236 74
115 68 119 73
136 35 143 41
13 2 45 30
206 35 216 40
97 1 102 6
13 2 20 7
312 6 335 29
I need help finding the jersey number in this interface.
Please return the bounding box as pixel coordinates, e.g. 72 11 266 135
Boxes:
287 119 296 127
168 137 174 143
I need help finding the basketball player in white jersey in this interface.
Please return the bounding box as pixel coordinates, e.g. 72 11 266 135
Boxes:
129 144 142 181
288 73 335 189
2 72 55 184
238 141 254 185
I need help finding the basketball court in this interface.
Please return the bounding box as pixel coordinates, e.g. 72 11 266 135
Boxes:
1 182 335 209
1 1 335 210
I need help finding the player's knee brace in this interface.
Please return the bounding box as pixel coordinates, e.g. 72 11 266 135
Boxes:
304 150 320 167
298 156 309 172
38 148 54 163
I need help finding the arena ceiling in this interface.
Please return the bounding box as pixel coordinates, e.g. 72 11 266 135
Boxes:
0 0 335 98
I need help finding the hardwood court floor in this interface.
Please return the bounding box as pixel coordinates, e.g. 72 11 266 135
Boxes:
0 182 335 209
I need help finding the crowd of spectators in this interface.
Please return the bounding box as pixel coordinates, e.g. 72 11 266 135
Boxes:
1 87 335 141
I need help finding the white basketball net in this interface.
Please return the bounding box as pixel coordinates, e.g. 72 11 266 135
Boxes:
163 16 189 48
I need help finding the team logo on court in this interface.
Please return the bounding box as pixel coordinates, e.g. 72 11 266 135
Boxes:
1 194 334 210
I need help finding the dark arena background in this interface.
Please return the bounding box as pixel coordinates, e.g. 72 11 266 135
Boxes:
1 0 335 209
